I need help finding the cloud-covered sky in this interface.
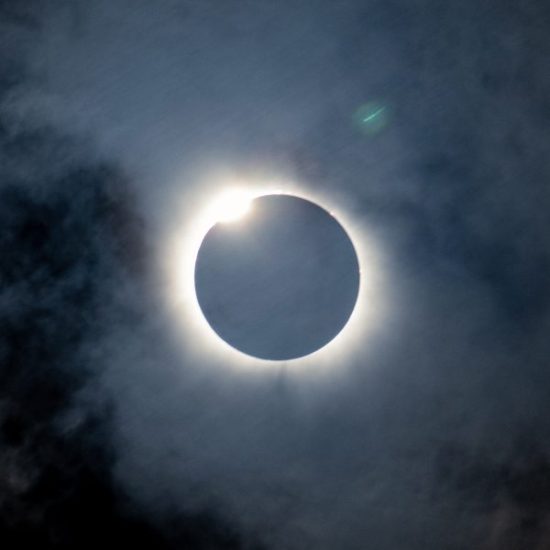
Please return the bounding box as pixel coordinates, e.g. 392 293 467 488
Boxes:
2 1 550 548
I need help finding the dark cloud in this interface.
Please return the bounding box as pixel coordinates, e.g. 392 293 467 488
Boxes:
435 435 550 549
0 14 263 550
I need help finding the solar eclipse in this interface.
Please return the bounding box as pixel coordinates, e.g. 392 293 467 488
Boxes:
161 180 386 372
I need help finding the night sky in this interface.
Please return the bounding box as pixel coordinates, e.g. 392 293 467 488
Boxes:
2 1 550 549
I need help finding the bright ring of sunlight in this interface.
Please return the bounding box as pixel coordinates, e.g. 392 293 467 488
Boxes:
208 189 253 223
160 176 388 374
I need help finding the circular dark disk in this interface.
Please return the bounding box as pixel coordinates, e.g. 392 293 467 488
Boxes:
194 194 360 360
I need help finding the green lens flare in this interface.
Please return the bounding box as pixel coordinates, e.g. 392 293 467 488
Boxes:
353 102 389 135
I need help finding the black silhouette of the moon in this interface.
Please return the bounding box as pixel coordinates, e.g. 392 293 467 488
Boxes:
194 194 360 360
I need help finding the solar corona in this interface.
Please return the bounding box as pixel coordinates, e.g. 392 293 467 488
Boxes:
161 179 386 373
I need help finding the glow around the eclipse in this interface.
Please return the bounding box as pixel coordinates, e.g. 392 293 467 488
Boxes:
159 175 390 376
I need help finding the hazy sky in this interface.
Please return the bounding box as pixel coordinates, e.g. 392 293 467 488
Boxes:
2 1 550 549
